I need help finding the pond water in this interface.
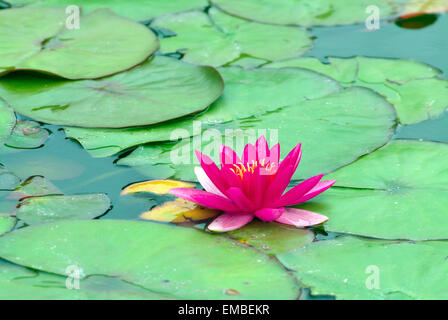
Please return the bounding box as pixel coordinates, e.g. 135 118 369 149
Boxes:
1 11 447 300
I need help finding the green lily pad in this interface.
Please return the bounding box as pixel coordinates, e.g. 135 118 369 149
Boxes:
8 175 61 200
3 120 49 149
64 66 342 157
278 236 448 299
0 215 15 235
267 56 448 125
16 193 110 225
118 86 397 181
227 221 315 255
0 56 224 128
0 220 299 299
151 8 312 67
0 259 171 299
6 0 209 21
0 164 20 190
0 99 15 145
300 140 448 240
0 8 158 79
212 0 397 26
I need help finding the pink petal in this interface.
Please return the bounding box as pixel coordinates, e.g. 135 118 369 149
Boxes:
170 188 239 212
195 150 229 194
255 135 269 161
268 143 280 166
275 207 328 227
273 174 324 207
207 212 254 232
225 187 253 211
194 167 226 198
220 145 241 167
241 143 256 164
255 207 284 222
295 180 336 203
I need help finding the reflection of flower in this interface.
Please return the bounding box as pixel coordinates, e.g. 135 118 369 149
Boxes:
171 136 335 232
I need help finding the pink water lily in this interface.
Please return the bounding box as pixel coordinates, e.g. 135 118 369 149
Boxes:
170 136 335 232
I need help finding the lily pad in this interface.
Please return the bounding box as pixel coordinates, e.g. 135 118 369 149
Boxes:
8 175 60 200
266 56 448 125
0 8 158 79
0 164 20 190
227 221 315 255
140 198 219 223
16 193 110 225
0 56 224 128
3 120 49 149
6 0 209 21
400 0 448 16
0 220 299 299
278 236 448 299
118 86 397 181
151 8 312 67
65 66 340 156
0 259 170 299
0 99 15 145
0 215 15 235
211 0 397 26
121 180 195 195
300 140 448 240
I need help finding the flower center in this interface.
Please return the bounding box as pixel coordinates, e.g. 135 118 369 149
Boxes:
229 159 277 180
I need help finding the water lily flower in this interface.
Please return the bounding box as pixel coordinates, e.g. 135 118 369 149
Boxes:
170 136 335 232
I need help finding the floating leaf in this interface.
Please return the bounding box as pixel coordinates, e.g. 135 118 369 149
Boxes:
151 8 312 67
278 236 448 299
300 140 448 240
0 215 15 235
227 221 315 255
211 0 397 26
121 179 195 195
0 220 299 299
267 56 447 124
140 198 219 223
0 56 224 128
0 259 170 299
118 86 397 181
3 120 49 149
16 193 110 225
0 8 158 79
8 175 61 200
0 99 15 145
65 66 340 157
400 0 448 16
6 0 208 21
